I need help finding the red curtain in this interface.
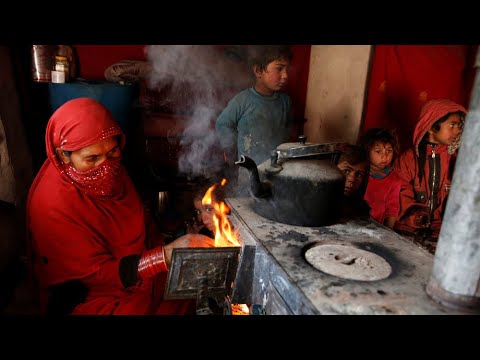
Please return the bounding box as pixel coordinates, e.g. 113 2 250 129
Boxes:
286 45 311 127
362 45 478 149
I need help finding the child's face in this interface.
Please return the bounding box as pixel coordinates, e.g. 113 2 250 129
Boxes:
254 59 290 95
428 113 463 145
337 160 368 197
193 198 204 223
194 198 216 233
369 141 393 171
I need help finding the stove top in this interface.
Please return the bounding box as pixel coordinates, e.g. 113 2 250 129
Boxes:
228 197 463 315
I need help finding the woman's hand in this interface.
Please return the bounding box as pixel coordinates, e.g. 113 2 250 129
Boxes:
163 234 215 267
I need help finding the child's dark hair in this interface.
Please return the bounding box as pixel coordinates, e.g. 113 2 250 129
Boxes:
193 178 226 203
429 111 465 133
336 144 369 166
247 45 293 71
360 127 400 161
335 145 370 217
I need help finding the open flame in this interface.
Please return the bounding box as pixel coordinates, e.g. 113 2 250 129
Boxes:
231 303 250 315
202 178 240 247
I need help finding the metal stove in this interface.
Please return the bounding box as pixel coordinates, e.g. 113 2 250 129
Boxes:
164 247 241 315
226 197 466 315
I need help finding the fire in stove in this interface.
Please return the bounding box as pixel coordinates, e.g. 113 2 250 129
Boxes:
164 178 248 315
201 178 240 247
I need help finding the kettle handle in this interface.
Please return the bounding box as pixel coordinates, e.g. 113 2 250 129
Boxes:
266 150 283 175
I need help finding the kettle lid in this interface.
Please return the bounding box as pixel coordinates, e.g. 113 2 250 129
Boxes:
275 136 346 161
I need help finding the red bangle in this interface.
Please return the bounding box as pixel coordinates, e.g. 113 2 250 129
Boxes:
137 247 168 280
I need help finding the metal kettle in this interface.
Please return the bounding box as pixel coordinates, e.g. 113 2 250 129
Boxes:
235 137 346 227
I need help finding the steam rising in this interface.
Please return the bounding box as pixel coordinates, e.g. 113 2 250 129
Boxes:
146 45 251 178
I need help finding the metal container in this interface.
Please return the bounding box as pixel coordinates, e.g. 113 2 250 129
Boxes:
31 45 55 82
235 140 345 227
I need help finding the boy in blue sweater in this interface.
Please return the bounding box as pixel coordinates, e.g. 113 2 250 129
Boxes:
215 45 294 195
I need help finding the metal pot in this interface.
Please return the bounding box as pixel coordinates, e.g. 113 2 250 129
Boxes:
235 138 345 227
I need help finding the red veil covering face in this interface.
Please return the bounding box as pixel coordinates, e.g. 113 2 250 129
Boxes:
27 98 189 314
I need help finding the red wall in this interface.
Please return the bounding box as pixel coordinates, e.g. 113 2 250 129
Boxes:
73 45 147 80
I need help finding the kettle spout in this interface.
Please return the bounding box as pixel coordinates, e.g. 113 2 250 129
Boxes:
235 155 271 198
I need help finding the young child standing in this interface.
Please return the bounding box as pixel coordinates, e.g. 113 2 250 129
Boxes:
215 45 295 194
394 99 466 253
360 128 402 229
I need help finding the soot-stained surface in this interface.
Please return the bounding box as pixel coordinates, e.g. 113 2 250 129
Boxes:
228 197 462 315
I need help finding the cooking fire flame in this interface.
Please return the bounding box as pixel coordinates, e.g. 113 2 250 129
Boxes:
202 178 240 247
202 179 247 314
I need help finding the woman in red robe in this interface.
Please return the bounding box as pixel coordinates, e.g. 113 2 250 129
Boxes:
394 99 466 253
27 97 213 315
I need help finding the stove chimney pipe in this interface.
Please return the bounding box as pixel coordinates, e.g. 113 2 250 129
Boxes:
426 47 480 313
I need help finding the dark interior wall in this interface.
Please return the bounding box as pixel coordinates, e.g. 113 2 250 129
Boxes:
72 45 311 126
0 46 35 264
0 46 34 207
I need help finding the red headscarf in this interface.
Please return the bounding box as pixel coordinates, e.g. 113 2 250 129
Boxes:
27 98 146 288
413 99 466 156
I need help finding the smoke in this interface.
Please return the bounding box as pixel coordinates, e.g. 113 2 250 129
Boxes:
177 104 223 177
145 45 251 179
147 45 250 89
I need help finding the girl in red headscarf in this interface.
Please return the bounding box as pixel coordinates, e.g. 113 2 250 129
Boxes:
394 99 466 253
27 98 212 315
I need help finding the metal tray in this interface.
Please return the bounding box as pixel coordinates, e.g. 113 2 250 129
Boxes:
164 247 241 300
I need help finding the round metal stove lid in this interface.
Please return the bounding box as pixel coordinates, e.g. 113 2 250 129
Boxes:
305 244 392 281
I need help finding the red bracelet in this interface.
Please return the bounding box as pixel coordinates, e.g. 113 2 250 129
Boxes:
137 247 168 280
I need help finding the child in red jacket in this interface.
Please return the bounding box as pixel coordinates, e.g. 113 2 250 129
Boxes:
360 128 402 229
394 99 466 253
